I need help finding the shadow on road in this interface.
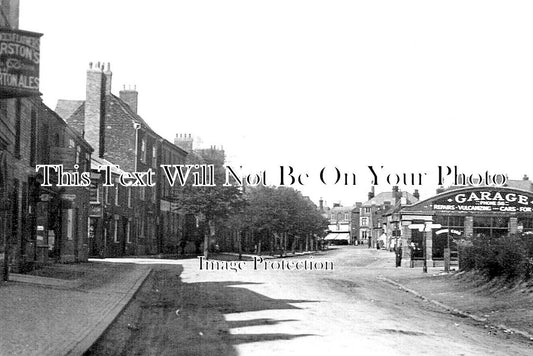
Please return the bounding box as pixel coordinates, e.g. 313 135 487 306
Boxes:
87 264 316 356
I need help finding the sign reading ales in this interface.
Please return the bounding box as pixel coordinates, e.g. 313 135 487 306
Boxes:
433 189 533 213
0 28 42 98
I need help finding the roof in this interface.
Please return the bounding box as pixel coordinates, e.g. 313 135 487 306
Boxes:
55 100 84 121
91 156 125 175
506 179 533 192
329 205 356 213
107 94 153 132
363 191 418 207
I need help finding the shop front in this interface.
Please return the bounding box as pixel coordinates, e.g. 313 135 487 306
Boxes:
398 187 533 268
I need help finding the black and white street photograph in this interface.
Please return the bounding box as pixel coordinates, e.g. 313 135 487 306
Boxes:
1 1 533 355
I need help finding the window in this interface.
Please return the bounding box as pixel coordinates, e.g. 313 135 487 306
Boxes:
152 145 157 168
67 209 74 240
141 137 146 162
113 216 119 243
127 187 132 208
140 186 145 201
75 145 81 165
432 215 465 259
90 182 100 203
473 216 509 239
115 184 120 206
360 217 369 226
364 207 371 213
518 217 533 233
85 153 90 171
361 230 368 240
152 186 156 203
105 186 110 204
139 216 145 237
126 220 131 243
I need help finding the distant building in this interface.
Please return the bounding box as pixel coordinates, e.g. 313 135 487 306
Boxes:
358 186 419 248
322 200 357 245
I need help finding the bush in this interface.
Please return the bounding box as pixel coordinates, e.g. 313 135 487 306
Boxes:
459 234 531 280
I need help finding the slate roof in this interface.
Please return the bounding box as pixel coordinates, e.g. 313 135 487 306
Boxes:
55 100 84 121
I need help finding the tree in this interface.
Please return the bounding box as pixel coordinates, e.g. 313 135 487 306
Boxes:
172 152 245 259
241 186 328 256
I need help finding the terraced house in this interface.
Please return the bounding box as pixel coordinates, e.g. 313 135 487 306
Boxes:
57 63 187 257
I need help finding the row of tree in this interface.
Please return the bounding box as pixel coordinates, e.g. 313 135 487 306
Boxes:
175 168 329 258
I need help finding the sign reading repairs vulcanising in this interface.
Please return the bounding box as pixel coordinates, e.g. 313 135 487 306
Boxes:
0 28 42 98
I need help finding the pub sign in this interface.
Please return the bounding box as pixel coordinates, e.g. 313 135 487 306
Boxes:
0 28 42 98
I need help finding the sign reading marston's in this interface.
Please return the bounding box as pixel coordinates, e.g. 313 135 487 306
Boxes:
0 28 42 98
433 189 533 213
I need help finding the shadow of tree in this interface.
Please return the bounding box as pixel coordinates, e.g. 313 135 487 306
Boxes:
113 265 318 356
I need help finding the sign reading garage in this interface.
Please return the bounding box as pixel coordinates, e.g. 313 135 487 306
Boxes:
432 189 533 213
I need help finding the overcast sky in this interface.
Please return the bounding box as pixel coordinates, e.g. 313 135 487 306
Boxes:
19 0 533 206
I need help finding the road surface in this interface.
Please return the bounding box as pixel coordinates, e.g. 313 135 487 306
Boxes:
88 246 533 356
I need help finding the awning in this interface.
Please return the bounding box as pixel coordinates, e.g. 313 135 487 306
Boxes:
324 232 350 241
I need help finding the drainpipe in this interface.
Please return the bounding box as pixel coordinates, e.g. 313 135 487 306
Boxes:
133 123 141 254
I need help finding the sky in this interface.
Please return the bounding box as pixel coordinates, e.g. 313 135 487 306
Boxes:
18 0 533 207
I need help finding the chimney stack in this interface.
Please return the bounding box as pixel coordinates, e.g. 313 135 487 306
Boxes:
119 85 138 114
392 186 401 204
436 186 445 194
368 186 375 200
104 62 112 94
85 62 106 157
0 0 19 29
319 197 324 212
413 189 420 200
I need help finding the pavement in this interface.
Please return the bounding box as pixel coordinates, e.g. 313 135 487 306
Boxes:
0 262 151 356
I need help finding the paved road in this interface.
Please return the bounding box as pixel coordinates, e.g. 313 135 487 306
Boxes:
94 247 533 356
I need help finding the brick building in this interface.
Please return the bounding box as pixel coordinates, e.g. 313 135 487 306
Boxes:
1 1 92 277
57 64 188 256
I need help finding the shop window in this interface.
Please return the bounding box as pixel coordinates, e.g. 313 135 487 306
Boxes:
432 215 464 259
518 217 533 233
473 216 509 238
